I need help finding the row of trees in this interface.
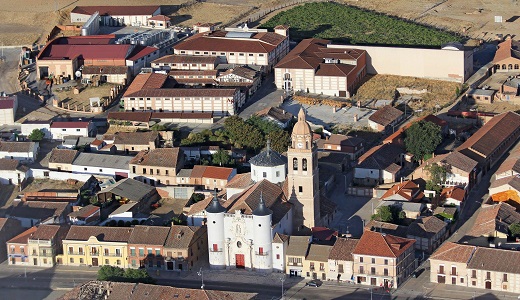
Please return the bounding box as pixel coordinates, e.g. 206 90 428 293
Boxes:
97 265 155 284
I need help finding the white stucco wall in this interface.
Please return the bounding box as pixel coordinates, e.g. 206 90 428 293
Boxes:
251 164 286 184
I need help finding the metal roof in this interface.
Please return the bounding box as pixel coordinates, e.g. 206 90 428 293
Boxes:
72 152 133 170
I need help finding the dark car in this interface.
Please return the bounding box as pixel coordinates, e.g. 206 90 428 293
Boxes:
306 279 323 287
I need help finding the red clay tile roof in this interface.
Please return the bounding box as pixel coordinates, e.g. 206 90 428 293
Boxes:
65 225 133 242
364 220 408 237
381 180 422 201
226 172 253 189
113 131 158 146
8 226 38 244
202 166 234 180
174 30 287 54
71 5 160 16
357 143 404 170
368 105 404 127
406 216 447 239
466 202 520 238
493 38 520 63
130 148 182 168
108 112 152 123
0 141 36 153
0 158 20 171
148 14 170 22
30 224 67 240
50 121 90 129
457 111 520 159
467 247 520 274
164 225 205 249
68 204 100 219
441 186 466 202
126 46 158 62
429 242 476 263
123 73 167 97
151 112 213 119
128 225 170 245
273 232 290 243
91 139 103 146
256 106 294 124
0 99 15 109
169 70 218 76
329 237 359 261
353 230 415 258
190 165 207 179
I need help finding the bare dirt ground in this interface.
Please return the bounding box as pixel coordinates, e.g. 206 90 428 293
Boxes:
53 83 115 111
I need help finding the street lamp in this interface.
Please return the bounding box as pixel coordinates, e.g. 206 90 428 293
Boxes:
197 267 204 289
280 274 286 300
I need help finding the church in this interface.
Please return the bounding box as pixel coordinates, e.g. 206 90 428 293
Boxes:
205 108 336 272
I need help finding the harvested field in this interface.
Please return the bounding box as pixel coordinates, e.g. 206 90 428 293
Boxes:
171 2 251 27
353 75 461 112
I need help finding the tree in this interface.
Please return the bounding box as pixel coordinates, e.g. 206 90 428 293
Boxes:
510 223 520 237
28 128 45 141
124 268 155 284
190 193 205 203
97 265 124 281
372 206 393 222
211 149 232 166
404 121 442 162
425 163 448 193
267 129 291 153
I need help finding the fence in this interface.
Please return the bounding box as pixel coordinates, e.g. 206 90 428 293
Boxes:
28 169 93 182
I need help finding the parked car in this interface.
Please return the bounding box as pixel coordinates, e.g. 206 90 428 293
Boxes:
306 279 323 287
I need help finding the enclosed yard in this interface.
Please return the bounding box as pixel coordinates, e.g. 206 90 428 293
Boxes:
262 2 461 46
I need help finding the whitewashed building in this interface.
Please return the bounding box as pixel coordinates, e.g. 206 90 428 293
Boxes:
70 5 161 26
0 95 17 125
71 152 132 177
49 121 96 140
249 141 287 184
0 141 38 162
20 120 51 140
0 158 28 185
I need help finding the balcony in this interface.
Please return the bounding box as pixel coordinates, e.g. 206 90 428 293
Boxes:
438 270 445 275
68 252 84 255
287 262 303 267
450 272 458 276
105 253 122 257
210 248 223 253
255 252 269 256
310 266 315 271
90 252 99 257
39 252 54 257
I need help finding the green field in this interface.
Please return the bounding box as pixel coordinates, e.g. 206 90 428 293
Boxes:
262 2 461 47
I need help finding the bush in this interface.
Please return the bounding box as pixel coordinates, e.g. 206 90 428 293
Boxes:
28 128 45 141
97 265 125 281
97 266 155 284
131 219 139 226
190 193 205 203
117 220 125 227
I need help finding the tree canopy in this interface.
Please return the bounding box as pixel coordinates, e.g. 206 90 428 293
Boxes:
510 223 520 238
404 121 442 162
28 128 45 141
425 163 448 193
371 205 406 224
97 266 155 284
211 149 233 166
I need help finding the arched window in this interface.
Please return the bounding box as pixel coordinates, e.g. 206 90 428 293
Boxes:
502 64 507 69
515 64 519 70
302 158 308 171
293 158 298 171
284 73 291 80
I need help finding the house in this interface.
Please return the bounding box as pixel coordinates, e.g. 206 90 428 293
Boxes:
168 69 218 86
5 201 70 227
317 152 350 175
489 176 520 206
497 76 520 101
27 224 70 267
492 37 520 73
317 134 364 160
285 235 311 277
494 149 520 180
71 152 133 177
36 35 160 79
354 143 407 186
413 151 479 190
380 180 424 202
462 202 520 248
111 131 160 152
383 114 448 148
67 205 101 225
107 202 143 223
274 38 366 97
430 241 520 293
0 94 18 125
60 136 79 149
374 201 426 220
97 178 160 211
174 25 290 73
7 226 37 265
196 166 237 190
184 194 217 226
60 226 132 268
217 66 262 97
303 244 332 280
328 237 359 282
255 106 294 129
122 73 245 116
352 231 416 288
163 225 207 271
364 220 408 238
58 281 257 300
457 111 520 173
127 225 170 269
272 233 290 273
151 55 220 72
49 121 96 140
440 186 466 209
20 120 51 140
81 65 130 85
70 5 161 26
48 149 78 171
0 141 38 162
406 216 448 254
429 242 476 287
466 88 496 104
225 173 254 200
129 148 185 186
0 218 25 262
368 105 404 133
0 158 28 185
146 14 170 29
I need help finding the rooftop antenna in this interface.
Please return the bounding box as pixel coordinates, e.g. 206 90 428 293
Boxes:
266 139 271 156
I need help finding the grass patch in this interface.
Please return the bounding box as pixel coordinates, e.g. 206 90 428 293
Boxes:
262 2 461 47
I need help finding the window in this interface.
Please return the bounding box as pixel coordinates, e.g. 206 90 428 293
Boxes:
460 277 464 284
230 53 235 56
384 259 388 265
130 248 136 256
472 281 476 286
150 169 154 175
263 172 267 178
117 259 121 265
99 169 103 172
62 129 66 132
384 268 388 276
259 54 264 57
310 262 315 270
68 247 73 254
338 264 344 273
320 263 324 271
84 168 87 171
298 186 303 193
239 53 244 56
213 244 218 252
76 129 80 132
104 249 109 256
258 247 263 255
360 257 363 263
371 258 375 264
166 170 169 175
451 266 457 276
293 158 298 170
249 54 254 57
276 254 280 259
486 272 491 280
276 171 280 177
116 249 121 256
105 259 109 264
79 258 84 264
371 267 376 275
471 270 476 278
155 249 161 256
148 249 153 255
302 158 307 171
70 258 74 263
139 248 144 256
132 260 136 267
503 273 508 282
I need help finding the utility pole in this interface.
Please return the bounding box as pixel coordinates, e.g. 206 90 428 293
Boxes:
280 275 286 300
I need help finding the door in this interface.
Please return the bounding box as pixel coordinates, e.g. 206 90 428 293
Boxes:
167 261 174 270
92 258 98 267
33 258 37 266
235 254 245 268
452 277 456 285
370 278 377 285
339 91 347 97
485 281 491 289
438 275 445 284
